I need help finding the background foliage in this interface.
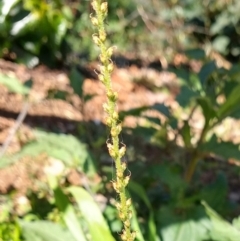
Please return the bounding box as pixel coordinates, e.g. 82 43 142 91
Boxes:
1 0 240 241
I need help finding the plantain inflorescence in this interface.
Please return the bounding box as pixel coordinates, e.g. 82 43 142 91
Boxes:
90 1 135 240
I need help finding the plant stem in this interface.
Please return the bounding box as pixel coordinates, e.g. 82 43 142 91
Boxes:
90 1 135 240
184 120 209 183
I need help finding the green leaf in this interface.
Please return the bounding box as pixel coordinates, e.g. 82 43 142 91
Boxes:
185 48 205 60
180 121 192 148
218 83 240 119
202 201 240 241
20 220 76 241
151 103 170 118
68 186 115 241
0 131 95 175
158 206 211 241
198 61 217 86
176 86 198 107
129 181 158 241
53 187 87 241
232 216 240 230
196 97 217 122
212 36 230 54
69 68 84 98
149 164 187 195
0 73 30 95
199 172 227 212
119 106 149 120
200 134 240 161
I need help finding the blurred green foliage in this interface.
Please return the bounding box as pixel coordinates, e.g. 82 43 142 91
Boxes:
1 0 240 67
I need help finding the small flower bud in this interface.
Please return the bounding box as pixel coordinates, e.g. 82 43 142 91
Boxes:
119 212 125 221
124 220 131 228
92 35 101 46
100 65 106 74
107 62 114 72
100 54 107 63
119 145 126 157
131 231 137 240
126 198 132 207
107 90 118 101
100 2 108 13
115 202 121 211
121 161 127 170
90 16 99 26
112 111 118 120
91 1 98 11
117 170 123 178
99 30 106 42
98 74 104 82
106 46 114 57
102 102 109 112
123 176 130 186
121 233 127 241
105 117 112 126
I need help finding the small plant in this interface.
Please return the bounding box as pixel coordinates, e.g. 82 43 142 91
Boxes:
90 1 135 241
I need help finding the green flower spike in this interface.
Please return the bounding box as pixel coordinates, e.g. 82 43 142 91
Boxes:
90 1 135 240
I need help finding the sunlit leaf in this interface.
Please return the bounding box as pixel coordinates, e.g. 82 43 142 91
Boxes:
218 83 240 120
0 131 96 176
20 220 76 241
158 206 211 241
202 201 240 241
0 73 30 94
200 134 240 160
68 186 115 241
53 187 87 241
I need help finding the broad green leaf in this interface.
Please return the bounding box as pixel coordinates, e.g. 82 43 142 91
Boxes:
151 103 170 118
53 187 87 241
0 131 95 175
0 73 30 94
198 61 217 86
0 0 20 23
218 83 240 119
232 216 240 230
200 134 240 161
185 48 205 60
150 164 187 195
158 206 211 241
196 97 217 122
202 201 240 241
68 186 115 241
69 68 84 98
212 36 230 54
129 181 158 241
199 172 227 212
20 220 76 241
176 86 198 107
119 106 149 120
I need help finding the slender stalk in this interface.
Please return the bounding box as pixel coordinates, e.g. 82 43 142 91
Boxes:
184 120 209 182
90 1 135 240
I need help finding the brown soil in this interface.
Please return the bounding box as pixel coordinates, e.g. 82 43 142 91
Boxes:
0 57 239 202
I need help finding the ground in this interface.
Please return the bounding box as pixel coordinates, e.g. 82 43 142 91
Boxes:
0 57 240 203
